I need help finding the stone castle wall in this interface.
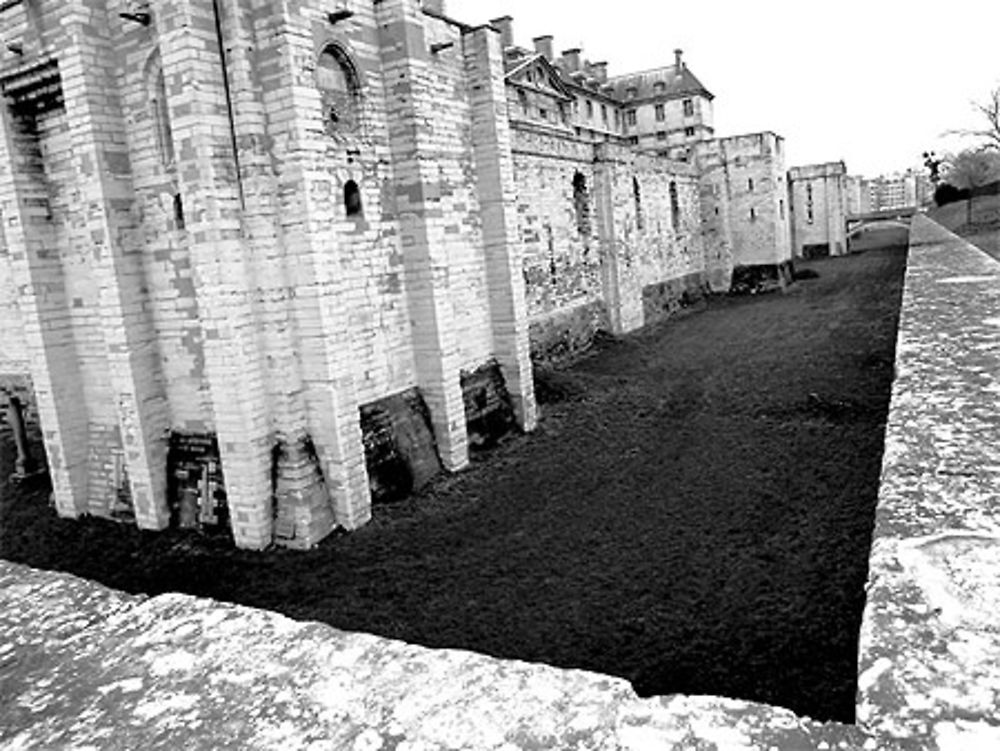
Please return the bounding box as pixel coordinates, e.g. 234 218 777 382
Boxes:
0 0 754 550
512 127 724 361
696 132 792 271
0 0 540 549
788 162 848 258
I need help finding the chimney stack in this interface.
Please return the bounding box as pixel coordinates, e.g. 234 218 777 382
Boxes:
674 48 684 70
561 48 581 72
533 35 554 61
591 61 608 82
490 16 514 49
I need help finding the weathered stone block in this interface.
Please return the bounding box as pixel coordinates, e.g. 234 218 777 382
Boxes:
360 388 442 504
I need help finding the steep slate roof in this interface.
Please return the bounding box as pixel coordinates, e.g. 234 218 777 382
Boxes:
608 65 714 102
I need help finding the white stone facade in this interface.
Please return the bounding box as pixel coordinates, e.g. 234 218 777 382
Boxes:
788 161 849 258
0 0 793 549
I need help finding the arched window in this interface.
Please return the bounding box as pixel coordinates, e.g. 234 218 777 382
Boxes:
633 176 644 230
145 51 175 169
344 179 362 217
317 45 361 135
572 172 590 236
669 181 680 232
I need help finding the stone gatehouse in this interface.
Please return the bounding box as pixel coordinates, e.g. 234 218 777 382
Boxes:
0 0 791 549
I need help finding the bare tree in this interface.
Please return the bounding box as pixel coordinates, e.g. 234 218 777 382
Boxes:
947 87 1000 151
943 147 1000 189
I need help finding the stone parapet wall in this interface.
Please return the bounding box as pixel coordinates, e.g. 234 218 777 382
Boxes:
858 215 1000 749
0 560 895 750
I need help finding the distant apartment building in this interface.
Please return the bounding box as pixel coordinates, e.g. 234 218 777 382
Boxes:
845 175 872 215
788 162 848 258
867 169 930 211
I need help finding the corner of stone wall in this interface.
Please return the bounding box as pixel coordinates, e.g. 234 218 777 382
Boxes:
858 215 1000 749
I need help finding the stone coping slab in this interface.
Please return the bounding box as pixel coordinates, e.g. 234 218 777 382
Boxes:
857 215 1000 750
0 561 890 750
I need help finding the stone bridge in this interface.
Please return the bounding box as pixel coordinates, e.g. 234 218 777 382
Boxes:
0 215 997 749
846 206 918 240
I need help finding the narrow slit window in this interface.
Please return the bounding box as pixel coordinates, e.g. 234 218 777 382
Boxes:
572 172 590 236
633 177 644 230
669 181 680 232
173 193 185 229
145 51 175 170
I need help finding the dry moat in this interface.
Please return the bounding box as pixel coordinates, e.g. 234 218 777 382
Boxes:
0 242 907 724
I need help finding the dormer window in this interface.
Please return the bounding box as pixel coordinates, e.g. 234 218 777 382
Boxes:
626 87 638 99
654 82 666 96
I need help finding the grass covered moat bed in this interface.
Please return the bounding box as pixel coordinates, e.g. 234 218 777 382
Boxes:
0 245 908 723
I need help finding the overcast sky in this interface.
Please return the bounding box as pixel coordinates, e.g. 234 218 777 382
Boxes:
446 0 1000 178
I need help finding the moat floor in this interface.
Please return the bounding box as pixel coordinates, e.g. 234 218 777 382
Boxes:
0 244 908 724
